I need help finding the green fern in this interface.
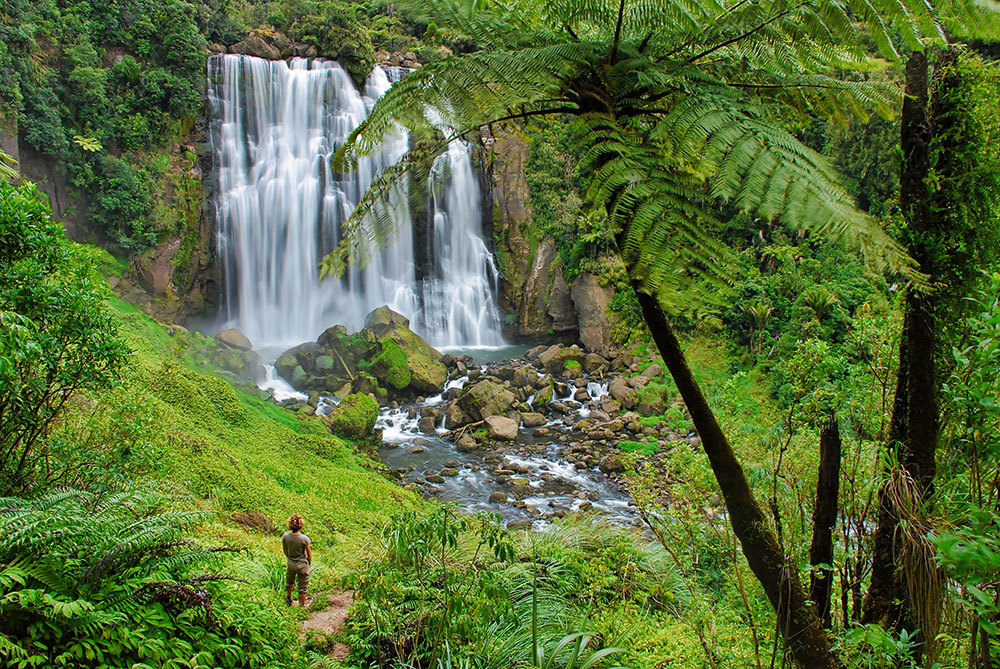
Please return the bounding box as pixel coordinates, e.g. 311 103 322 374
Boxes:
323 0 1000 301
0 489 246 665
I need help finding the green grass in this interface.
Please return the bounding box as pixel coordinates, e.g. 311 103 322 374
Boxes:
618 439 659 455
110 297 420 551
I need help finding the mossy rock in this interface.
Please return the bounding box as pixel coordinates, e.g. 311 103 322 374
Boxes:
531 383 553 409
459 379 516 420
324 393 379 440
367 339 411 390
314 354 335 374
407 351 447 394
563 359 583 380
363 306 410 329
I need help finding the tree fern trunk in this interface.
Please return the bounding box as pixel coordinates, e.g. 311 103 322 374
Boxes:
633 285 842 668
809 418 841 628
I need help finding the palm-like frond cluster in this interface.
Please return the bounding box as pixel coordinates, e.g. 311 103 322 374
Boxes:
0 489 227 662
324 0 1000 299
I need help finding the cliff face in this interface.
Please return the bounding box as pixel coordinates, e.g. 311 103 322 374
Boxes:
11 115 220 323
489 132 581 343
124 127 219 323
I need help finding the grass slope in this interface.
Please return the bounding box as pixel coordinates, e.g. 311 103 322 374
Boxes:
110 298 419 569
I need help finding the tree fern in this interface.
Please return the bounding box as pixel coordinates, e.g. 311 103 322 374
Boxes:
323 0 1000 294
322 1 1000 664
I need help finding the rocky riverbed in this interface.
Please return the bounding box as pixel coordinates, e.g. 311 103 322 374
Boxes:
213 306 699 530
368 343 697 530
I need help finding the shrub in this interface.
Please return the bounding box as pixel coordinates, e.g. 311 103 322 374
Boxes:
0 182 128 495
619 440 658 455
0 489 302 667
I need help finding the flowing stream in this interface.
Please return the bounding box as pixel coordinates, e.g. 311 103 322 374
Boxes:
207 54 503 352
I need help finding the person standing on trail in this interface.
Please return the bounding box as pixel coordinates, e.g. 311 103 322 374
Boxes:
282 514 312 606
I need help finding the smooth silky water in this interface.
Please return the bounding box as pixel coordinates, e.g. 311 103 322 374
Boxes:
208 54 504 352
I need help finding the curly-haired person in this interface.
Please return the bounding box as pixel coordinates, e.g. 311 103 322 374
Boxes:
282 514 312 606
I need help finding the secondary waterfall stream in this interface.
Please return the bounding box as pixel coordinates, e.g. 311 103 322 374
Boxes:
207 54 503 352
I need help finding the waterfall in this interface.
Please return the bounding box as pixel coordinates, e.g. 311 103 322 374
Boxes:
207 54 503 351
420 141 505 347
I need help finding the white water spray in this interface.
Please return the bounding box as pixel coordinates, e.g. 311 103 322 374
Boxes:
208 54 503 350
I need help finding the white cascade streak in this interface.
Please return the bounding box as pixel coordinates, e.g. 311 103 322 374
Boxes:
421 141 505 347
208 54 503 351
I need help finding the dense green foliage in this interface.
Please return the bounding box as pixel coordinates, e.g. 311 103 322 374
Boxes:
0 188 421 667
0 181 128 495
1 0 218 248
3 0 1000 665
345 508 680 668
0 489 301 668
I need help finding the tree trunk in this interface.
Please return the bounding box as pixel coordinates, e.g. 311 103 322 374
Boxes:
863 49 949 664
634 285 842 668
809 418 841 628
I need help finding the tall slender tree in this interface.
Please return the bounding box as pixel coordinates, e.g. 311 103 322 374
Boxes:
864 46 1000 665
322 0 1000 664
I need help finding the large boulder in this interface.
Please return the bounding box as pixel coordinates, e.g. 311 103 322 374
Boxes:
364 305 410 330
229 35 280 60
570 273 615 354
324 393 379 440
211 347 261 382
537 344 586 376
599 453 626 474
485 415 519 441
459 379 516 421
531 383 553 410
368 339 411 390
445 401 470 429
217 328 253 352
408 353 447 393
363 306 447 394
609 377 638 410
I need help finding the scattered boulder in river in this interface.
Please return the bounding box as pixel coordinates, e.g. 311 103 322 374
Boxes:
537 344 586 375
609 377 638 410
324 393 379 440
456 433 478 452
598 453 626 474
521 412 546 427
459 379 516 421
485 415 519 441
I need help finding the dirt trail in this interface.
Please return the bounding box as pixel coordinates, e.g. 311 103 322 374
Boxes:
301 590 354 662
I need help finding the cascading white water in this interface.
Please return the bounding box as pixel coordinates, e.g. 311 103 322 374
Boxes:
420 141 505 347
208 54 503 351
